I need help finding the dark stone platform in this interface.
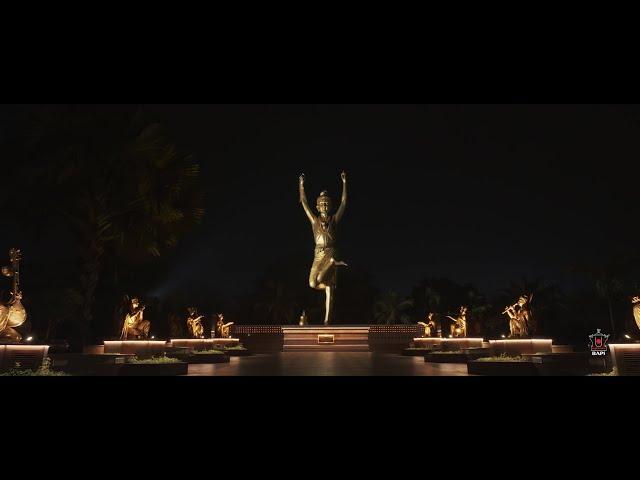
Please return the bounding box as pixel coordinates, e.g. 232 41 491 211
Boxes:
118 361 188 376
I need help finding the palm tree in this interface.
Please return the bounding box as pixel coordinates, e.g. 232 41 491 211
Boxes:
374 292 414 325
595 278 622 338
570 258 633 339
254 279 298 325
16 106 204 344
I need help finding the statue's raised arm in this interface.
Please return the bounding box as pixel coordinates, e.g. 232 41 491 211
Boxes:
334 171 347 223
299 174 316 223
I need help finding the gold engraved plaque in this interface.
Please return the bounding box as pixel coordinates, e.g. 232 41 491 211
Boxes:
318 334 335 344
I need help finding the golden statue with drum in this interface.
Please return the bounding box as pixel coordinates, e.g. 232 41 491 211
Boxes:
215 314 234 338
120 296 151 340
418 312 437 337
632 295 640 333
0 248 27 342
447 306 467 338
299 171 348 325
503 294 533 337
186 307 204 338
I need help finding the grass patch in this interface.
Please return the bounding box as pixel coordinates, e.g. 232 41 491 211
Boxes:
476 354 530 362
127 355 181 364
193 349 225 355
224 345 247 351
430 350 463 355
0 357 71 376
588 367 619 376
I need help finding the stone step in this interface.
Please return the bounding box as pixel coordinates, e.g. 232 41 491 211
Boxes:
283 344 370 352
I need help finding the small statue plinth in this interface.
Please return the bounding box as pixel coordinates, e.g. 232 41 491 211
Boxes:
609 343 640 375
103 340 168 356
0 344 49 370
170 338 240 351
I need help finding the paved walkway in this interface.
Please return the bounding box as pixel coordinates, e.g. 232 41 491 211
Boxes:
187 352 469 376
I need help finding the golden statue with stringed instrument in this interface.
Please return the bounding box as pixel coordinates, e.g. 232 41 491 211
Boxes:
215 313 234 338
446 306 467 338
0 248 27 342
418 312 437 337
186 307 204 338
120 296 151 340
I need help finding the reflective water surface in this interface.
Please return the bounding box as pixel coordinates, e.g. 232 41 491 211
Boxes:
187 352 470 376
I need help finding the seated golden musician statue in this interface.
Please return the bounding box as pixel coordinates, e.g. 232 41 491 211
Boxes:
215 313 234 338
446 306 467 338
503 294 532 338
418 312 437 337
186 307 204 338
120 297 151 340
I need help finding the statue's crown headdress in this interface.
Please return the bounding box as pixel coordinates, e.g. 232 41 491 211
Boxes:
316 190 331 206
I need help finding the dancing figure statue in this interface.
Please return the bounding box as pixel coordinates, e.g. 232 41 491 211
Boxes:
120 296 150 340
503 294 533 338
447 306 467 338
0 248 27 342
299 171 348 325
186 307 204 338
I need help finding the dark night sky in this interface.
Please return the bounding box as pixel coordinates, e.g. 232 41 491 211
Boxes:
134 104 640 297
2 104 639 298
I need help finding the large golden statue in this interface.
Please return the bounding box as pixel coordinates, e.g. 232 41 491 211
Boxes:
418 313 437 337
299 171 348 325
503 294 533 337
215 314 234 338
0 248 27 342
446 306 467 338
186 307 204 338
120 296 151 340
632 296 640 333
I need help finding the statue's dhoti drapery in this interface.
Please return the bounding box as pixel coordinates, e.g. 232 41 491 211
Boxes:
309 246 337 287
634 304 640 331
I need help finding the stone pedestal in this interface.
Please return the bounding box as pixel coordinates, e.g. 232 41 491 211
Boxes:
609 343 640 375
103 340 168 357
170 338 240 350
0 344 49 370
489 339 553 356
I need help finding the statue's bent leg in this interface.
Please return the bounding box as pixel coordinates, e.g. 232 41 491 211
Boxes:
309 267 324 290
